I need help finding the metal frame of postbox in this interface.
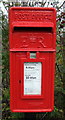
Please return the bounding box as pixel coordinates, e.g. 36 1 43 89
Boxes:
9 7 56 112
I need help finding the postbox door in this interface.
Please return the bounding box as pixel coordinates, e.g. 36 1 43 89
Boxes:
10 51 55 112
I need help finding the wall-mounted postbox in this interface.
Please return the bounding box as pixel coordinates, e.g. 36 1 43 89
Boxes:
9 7 56 112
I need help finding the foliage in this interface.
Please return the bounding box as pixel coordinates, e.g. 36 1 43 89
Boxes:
1 0 65 120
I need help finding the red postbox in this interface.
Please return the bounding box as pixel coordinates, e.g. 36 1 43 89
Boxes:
9 7 56 112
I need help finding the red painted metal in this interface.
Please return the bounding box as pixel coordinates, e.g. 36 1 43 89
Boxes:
9 7 56 112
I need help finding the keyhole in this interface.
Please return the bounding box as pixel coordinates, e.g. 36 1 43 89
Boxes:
19 80 21 83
